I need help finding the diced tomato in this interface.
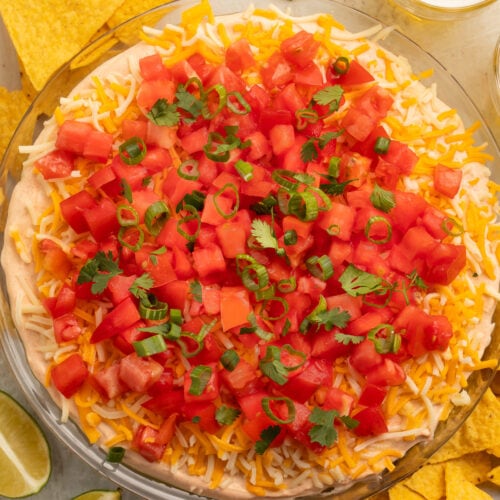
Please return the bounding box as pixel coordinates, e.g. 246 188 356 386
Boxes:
60 190 97 233
140 146 172 174
353 407 388 436
280 31 320 69
91 297 141 343
142 389 185 417
122 119 148 141
321 387 354 415
139 53 171 80
93 363 128 399
423 242 466 285
349 340 383 376
434 164 462 198
156 413 178 445
154 280 189 310
358 384 387 407
225 39 255 73
220 286 252 331
55 120 94 154
83 198 120 242
182 402 220 433
113 321 148 354
136 79 176 111
317 201 355 241
365 358 406 386
295 62 323 87
215 221 248 258
192 243 227 280
132 425 166 462
35 150 74 179
334 59 374 86
206 65 246 93
280 358 332 403
51 353 88 398
82 129 113 162
269 124 295 156
53 312 82 343
44 284 76 318
119 352 163 393
135 246 177 287
382 140 418 175
260 52 293 89
221 359 258 394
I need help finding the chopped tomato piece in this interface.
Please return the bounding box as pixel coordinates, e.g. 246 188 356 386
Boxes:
35 150 74 179
51 353 88 398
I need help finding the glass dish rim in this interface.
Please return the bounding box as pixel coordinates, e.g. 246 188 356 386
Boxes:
0 1 498 499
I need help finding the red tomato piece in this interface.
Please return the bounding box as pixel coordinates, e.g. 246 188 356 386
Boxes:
34 150 74 180
184 363 219 403
38 239 72 281
51 353 88 398
280 31 320 69
136 79 176 111
121 119 148 141
220 286 252 331
334 59 375 86
260 52 293 89
192 243 227 280
132 425 166 462
83 198 120 242
93 363 128 399
44 284 76 318
55 120 94 154
358 384 387 407
423 242 466 285
349 340 383 376
91 297 141 343
83 129 113 162
365 358 406 387
139 53 171 80
142 388 185 417
321 387 354 415
119 352 163 393
53 312 82 343
353 407 388 436
182 402 220 434
225 39 256 73
60 189 98 233
434 164 462 198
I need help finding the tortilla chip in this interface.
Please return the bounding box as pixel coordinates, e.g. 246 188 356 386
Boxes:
486 446 500 457
388 483 425 500
487 465 500 487
404 463 444 500
445 462 493 500
430 389 500 463
107 0 174 27
0 86 31 161
0 0 126 90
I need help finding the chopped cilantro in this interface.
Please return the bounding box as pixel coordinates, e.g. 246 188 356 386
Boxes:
190 279 202 303
146 98 180 127
255 425 281 455
319 175 354 195
249 195 278 215
312 85 344 113
310 307 351 331
300 138 318 163
259 345 289 385
339 264 384 297
406 269 428 290
77 251 123 294
334 332 365 346
308 407 338 447
251 219 285 256
175 84 203 122
129 273 154 300
215 405 241 426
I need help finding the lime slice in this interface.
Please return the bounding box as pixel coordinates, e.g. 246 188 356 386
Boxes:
0 390 51 498
72 490 122 500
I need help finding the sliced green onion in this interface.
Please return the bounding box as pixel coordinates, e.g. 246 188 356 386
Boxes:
170 308 183 325
365 216 393 244
227 91 251 115
277 277 297 293
118 226 144 251
306 255 334 281
295 108 319 130
235 253 258 275
139 296 168 320
283 229 297 246
188 365 212 396
133 334 167 357
145 201 170 236
202 84 227 119
262 397 296 424
307 186 332 212
220 349 240 371
288 191 319 221
121 179 133 203
107 446 126 463
332 56 350 75
441 217 464 236
271 169 315 191
177 333 204 358
178 159 200 180
254 284 276 301
250 195 278 215
177 205 201 242
260 296 289 321
281 344 307 372
326 224 341 236
204 132 230 162
241 263 269 291
116 204 139 227
246 312 274 341
213 183 239 220
176 190 206 213
374 136 391 155
119 136 147 165
367 324 401 354
234 159 254 181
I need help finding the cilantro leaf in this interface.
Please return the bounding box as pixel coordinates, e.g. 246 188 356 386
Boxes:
190 280 202 303
311 307 351 331
308 407 338 447
175 84 203 122
255 425 281 455
129 273 154 299
301 138 318 163
249 195 278 215
339 415 359 430
215 405 241 426
334 333 365 346
312 85 344 113
319 174 355 195
370 183 396 213
77 251 123 294
251 219 284 256
318 130 344 149
406 270 428 290
259 345 289 385
146 98 180 127
339 264 384 297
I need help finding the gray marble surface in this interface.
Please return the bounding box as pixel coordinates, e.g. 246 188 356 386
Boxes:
0 1 499 499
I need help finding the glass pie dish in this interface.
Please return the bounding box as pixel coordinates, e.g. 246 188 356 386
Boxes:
392 0 497 20
0 1 498 499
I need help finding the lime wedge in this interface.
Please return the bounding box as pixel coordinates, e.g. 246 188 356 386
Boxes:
72 490 122 500
0 390 51 498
